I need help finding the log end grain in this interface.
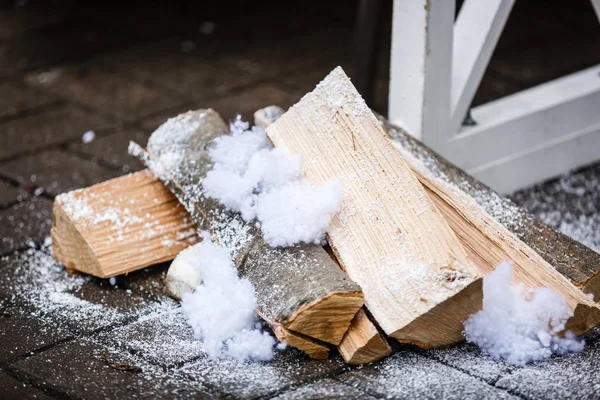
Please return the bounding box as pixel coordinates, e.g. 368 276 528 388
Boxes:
338 309 392 365
285 291 364 346
390 278 483 348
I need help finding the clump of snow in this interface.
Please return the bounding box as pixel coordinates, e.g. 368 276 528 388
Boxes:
82 130 96 144
179 236 276 362
202 116 342 247
464 262 584 365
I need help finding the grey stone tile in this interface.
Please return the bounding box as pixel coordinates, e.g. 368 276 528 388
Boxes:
425 343 517 384
0 371 52 400
97 309 204 368
97 41 257 101
177 349 346 399
24 65 186 123
0 197 52 255
496 336 600 400
12 339 213 399
0 106 112 160
0 149 121 197
0 180 28 208
272 378 377 400
0 248 177 335
0 18 136 78
0 81 57 119
0 306 71 363
206 82 303 122
69 129 148 172
336 350 518 399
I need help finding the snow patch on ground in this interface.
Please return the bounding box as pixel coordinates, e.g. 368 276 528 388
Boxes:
464 262 584 365
202 116 342 247
178 236 276 362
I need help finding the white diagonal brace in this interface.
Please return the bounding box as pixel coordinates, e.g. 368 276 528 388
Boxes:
450 0 515 134
592 0 600 21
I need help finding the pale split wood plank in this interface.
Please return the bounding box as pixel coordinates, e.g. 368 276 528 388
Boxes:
52 169 199 278
266 67 484 348
255 105 392 363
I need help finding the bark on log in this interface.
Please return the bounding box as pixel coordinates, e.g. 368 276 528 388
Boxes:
266 67 484 348
129 109 364 346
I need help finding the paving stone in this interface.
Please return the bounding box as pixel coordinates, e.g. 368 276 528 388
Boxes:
0 306 71 363
69 129 149 172
0 5 64 41
25 65 185 123
0 106 112 160
0 149 122 197
0 248 177 335
97 308 204 368
425 343 517 385
12 339 213 399
206 82 303 122
177 349 346 399
0 371 52 400
0 180 28 208
272 378 377 400
336 350 518 399
0 18 135 77
496 337 600 399
97 41 257 101
0 197 52 255
0 81 57 119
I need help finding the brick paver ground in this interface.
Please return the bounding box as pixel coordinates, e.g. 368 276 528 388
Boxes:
1 1 600 399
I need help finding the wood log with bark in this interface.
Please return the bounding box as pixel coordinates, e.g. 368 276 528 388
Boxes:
128 109 364 348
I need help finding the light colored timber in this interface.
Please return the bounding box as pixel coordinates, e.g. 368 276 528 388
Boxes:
397 149 600 335
266 67 484 348
338 309 392 365
256 105 392 363
260 104 600 336
130 109 364 347
271 323 330 360
51 170 199 278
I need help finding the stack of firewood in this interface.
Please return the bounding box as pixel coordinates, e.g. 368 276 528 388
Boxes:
51 68 600 365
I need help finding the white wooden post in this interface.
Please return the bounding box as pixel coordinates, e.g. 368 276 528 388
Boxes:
388 0 600 194
450 0 515 133
388 0 454 145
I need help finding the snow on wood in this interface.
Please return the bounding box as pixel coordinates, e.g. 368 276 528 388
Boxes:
266 67 484 348
256 105 392 364
51 170 199 278
129 109 364 347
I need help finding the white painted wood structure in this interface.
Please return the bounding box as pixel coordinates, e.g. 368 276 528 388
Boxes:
389 0 600 194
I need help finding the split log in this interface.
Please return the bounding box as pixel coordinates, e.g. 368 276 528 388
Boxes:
380 121 600 334
337 309 392 365
256 106 392 364
129 109 364 346
266 67 484 348
51 170 198 278
165 256 331 360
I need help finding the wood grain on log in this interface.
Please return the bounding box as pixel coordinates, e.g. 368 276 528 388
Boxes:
129 109 364 346
337 309 392 365
255 106 392 363
266 67 484 348
51 170 198 278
